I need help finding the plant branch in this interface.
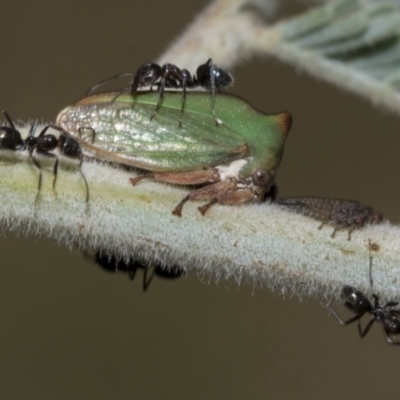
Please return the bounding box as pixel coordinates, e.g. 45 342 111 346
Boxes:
1 125 399 304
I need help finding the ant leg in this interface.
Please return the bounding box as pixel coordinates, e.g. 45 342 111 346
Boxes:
35 150 59 197
207 60 220 126
78 127 96 144
78 154 90 203
369 248 374 288
150 77 166 121
52 155 59 193
325 304 362 326
178 81 187 128
28 119 38 138
317 222 325 231
331 226 338 238
111 86 132 104
358 317 375 338
1 110 16 128
28 149 43 203
143 265 156 292
383 331 400 345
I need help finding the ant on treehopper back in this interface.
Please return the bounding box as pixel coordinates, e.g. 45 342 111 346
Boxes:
86 58 234 124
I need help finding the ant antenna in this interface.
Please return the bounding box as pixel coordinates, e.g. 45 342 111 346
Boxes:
368 239 374 289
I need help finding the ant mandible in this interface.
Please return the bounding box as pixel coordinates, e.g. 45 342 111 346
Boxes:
86 59 233 125
0 110 89 203
325 240 400 345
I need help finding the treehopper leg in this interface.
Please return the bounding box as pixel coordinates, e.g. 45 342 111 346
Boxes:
197 187 256 215
172 179 237 217
130 169 220 186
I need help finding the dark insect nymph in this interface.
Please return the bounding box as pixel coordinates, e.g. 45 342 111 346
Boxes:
92 252 184 292
325 240 400 345
86 58 233 124
276 197 383 240
0 110 89 202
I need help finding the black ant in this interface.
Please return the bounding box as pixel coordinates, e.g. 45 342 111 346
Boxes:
86 58 233 124
0 110 89 202
325 240 400 345
93 252 184 292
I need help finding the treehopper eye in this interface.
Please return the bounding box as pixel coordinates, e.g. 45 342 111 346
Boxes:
56 91 292 216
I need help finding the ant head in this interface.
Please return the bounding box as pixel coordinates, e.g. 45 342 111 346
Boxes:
132 63 162 89
212 67 233 88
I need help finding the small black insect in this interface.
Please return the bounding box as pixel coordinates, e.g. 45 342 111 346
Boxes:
0 109 25 150
0 110 89 202
325 241 400 345
276 197 383 240
93 252 184 292
86 59 233 124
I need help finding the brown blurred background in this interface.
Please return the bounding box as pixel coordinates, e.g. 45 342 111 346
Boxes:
0 1 399 399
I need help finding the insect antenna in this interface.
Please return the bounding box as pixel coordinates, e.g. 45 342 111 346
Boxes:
85 72 135 96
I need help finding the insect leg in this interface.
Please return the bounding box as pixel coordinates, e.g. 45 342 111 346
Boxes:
325 303 362 326
143 265 156 292
78 153 90 203
358 317 375 338
130 169 220 186
383 330 400 345
28 149 43 203
198 187 257 216
347 227 354 241
173 179 237 217
149 76 166 121
36 150 59 196
78 127 96 144
1 110 16 128
178 79 187 128
207 60 219 126
111 86 132 104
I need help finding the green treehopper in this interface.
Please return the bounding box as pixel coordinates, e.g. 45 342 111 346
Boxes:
56 91 292 216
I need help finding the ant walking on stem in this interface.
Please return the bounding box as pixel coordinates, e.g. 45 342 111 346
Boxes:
0 110 89 203
325 240 400 345
92 252 184 292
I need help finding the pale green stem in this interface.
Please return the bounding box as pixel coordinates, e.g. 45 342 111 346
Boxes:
1 124 400 305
